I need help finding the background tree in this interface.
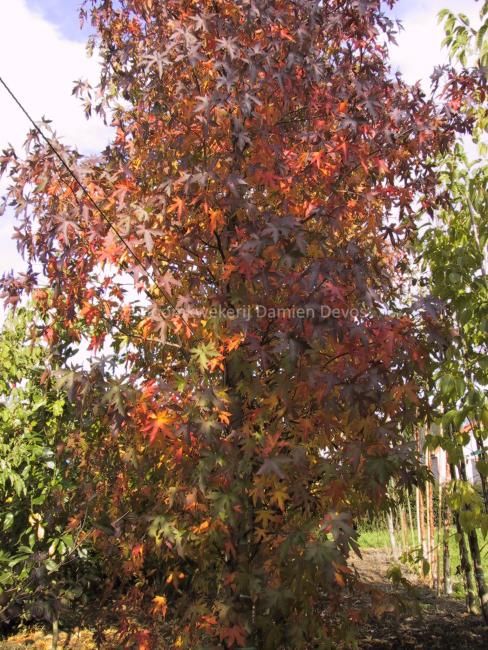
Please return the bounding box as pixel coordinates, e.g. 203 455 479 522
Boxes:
0 306 104 643
421 0 488 620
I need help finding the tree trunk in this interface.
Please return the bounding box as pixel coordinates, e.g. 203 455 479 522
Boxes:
450 463 478 614
473 427 488 514
224 358 259 644
454 511 478 613
415 486 422 548
459 457 488 622
466 527 488 622
51 617 59 650
415 487 421 547
439 427 452 595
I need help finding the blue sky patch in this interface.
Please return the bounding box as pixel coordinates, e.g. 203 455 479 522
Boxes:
26 0 88 41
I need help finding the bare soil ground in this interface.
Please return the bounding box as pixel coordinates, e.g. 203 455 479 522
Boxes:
351 548 488 649
1 549 487 649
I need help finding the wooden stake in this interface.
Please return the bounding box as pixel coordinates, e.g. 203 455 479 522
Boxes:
437 477 442 595
407 493 416 549
387 510 399 562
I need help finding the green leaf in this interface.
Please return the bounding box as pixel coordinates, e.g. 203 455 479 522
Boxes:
190 342 219 371
3 513 14 531
45 559 59 573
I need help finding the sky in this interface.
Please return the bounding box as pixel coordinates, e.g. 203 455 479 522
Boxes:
0 0 481 280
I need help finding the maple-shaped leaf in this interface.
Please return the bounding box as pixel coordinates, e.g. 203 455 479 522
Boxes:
225 335 243 352
270 488 289 511
219 624 246 648
255 509 279 529
158 270 180 296
218 410 232 425
151 595 168 618
256 456 289 479
191 342 219 371
216 36 240 60
167 196 185 221
143 52 167 78
304 539 336 566
143 410 174 443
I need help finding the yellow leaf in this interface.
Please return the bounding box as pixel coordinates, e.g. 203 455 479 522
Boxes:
270 488 288 511
151 595 168 618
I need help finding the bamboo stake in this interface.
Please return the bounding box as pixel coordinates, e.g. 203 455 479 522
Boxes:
425 478 433 587
387 510 399 562
437 477 442 595
407 493 416 549
416 428 428 578
400 506 409 552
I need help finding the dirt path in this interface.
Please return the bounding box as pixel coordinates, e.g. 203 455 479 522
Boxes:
1 551 487 649
351 548 488 649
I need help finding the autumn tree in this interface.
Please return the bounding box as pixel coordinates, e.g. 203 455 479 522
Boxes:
0 1 482 647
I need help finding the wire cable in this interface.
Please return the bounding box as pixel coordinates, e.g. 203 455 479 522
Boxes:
0 76 198 345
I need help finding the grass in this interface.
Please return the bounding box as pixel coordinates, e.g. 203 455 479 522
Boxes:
357 526 488 598
357 528 390 549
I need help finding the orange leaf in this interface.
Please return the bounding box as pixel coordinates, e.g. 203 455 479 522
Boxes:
168 196 185 221
225 334 243 352
144 410 174 443
192 519 210 534
151 595 168 618
209 208 224 234
218 410 232 425
136 630 151 650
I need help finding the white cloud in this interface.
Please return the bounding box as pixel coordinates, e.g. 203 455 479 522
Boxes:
0 0 113 278
390 0 480 87
0 0 110 155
